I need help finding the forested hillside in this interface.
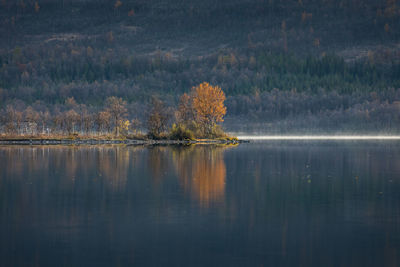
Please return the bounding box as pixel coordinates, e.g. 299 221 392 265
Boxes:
1 0 400 133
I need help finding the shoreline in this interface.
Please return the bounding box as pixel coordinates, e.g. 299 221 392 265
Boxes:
0 138 245 146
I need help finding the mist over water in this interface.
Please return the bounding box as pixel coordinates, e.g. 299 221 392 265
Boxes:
1 143 400 266
237 135 400 140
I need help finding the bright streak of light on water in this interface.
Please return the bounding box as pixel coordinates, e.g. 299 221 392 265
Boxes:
237 135 400 140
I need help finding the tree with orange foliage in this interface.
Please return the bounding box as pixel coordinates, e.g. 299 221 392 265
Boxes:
114 0 122 9
191 82 226 136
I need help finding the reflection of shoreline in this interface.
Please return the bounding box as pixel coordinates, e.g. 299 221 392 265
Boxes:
172 146 228 208
147 146 170 185
0 138 242 145
0 145 234 209
0 146 143 191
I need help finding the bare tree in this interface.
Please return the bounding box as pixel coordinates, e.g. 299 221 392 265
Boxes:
39 110 51 135
96 111 112 134
147 98 169 138
24 106 39 135
4 106 22 135
64 109 79 135
105 96 128 136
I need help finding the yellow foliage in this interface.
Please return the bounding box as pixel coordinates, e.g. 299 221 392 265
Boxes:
230 53 238 66
119 120 130 131
384 23 390 33
368 50 374 63
313 38 320 48
249 56 256 68
34 2 39 13
106 31 114 43
71 49 80 56
114 0 122 9
191 82 226 133
87 46 93 57
384 0 398 18
301 11 312 22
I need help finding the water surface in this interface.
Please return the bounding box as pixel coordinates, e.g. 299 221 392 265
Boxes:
0 142 399 266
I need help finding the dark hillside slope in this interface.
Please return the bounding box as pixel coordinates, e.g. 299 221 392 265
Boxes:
3 0 400 54
1 0 400 133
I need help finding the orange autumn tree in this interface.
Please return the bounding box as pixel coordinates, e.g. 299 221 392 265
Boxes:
191 82 227 136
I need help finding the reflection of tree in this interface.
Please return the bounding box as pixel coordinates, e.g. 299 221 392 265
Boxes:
98 146 139 191
147 146 170 185
0 146 142 191
172 145 228 207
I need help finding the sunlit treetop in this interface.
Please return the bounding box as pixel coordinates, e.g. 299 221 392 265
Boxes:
191 82 227 125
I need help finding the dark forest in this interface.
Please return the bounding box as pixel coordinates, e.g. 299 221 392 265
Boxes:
1 0 400 134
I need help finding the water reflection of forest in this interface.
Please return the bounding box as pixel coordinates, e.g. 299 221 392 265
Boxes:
1 145 400 266
0 145 230 207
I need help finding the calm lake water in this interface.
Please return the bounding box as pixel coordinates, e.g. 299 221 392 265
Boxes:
1 142 400 267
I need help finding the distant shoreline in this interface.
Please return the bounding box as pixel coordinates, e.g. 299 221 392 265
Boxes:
0 138 244 146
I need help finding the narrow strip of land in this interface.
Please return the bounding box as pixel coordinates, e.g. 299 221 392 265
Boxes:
0 138 241 145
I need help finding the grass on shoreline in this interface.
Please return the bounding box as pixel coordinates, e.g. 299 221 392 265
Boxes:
0 133 238 142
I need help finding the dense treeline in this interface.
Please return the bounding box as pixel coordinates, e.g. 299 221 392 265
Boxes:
1 50 400 133
0 96 137 137
2 86 400 136
0 82 231 139
1 47 400 104
225 88 400 133
2 0 400 44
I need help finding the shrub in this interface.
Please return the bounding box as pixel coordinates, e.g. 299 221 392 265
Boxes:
207 124 227 139
147 132 169 140
67 133 79 140
169 124 195 140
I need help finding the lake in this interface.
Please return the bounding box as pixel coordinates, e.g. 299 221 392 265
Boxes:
0 142 399 266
